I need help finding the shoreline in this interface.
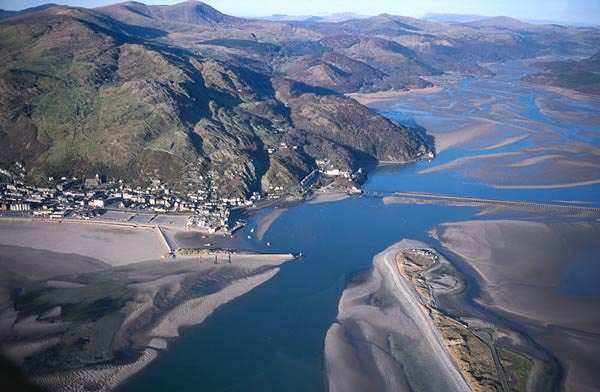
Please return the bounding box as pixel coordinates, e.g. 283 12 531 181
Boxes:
0 220 296 392
346 86 444 107
0 216 296 260
324 240 470 391
325 239 555 391
0 214 224 234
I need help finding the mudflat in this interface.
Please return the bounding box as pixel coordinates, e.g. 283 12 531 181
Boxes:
433 219 600 391
0 220 294 391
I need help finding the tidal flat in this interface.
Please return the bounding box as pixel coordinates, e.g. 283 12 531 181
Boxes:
367 59 600 206
323 58 600 392
324 239 558 391
433 219 600 391
0 220 293 391
324 240 470 392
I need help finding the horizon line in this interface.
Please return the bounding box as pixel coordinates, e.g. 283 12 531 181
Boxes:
0 1 598 27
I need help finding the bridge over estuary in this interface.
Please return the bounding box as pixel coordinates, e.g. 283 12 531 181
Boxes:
362 190 600 215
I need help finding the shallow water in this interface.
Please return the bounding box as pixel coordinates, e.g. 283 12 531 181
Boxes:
119 60 600 391
373 60 600 205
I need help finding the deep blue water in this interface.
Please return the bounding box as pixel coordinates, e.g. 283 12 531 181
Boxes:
119 59 600 391
120 198 479 392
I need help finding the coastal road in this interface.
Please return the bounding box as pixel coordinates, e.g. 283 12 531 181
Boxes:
473 329 510 392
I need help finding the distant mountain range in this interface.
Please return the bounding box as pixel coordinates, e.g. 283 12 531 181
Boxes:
0 3 58 19
423 13 598 27
0 1 598 196
523 52 600 94
258 12 368 23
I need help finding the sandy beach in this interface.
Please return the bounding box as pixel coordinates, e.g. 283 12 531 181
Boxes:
0 220 165 266
324 239 469 392
306 190 350 205
0 220 294 391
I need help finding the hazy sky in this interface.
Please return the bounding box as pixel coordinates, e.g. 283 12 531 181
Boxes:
1 0 599 25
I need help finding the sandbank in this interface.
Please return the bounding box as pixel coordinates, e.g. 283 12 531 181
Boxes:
32 268 282 392
306 191 350 205
254 208 287 240
324 239 469 392
433 219 600 390
0 220 295 391
346 86 444 107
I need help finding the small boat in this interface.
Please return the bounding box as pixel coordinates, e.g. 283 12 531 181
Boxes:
250 228 255 233
247 235 252 239
266 242 271 247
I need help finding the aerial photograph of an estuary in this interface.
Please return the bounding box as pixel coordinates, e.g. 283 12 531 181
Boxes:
0 1 599 391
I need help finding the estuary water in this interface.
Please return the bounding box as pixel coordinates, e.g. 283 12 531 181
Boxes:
119 60 600 391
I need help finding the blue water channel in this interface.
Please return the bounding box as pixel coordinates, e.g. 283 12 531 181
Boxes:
119 59 600 391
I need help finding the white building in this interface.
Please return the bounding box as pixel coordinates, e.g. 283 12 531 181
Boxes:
10 203 30 212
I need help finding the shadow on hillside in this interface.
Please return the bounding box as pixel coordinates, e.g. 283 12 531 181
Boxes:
376 109 437 156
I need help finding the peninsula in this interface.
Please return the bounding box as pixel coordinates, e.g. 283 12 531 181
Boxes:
324 239 554 391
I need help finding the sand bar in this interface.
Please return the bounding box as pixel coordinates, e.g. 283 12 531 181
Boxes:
324 239 469 392
434 219 600 390
0 220 295 391
346 86 444 106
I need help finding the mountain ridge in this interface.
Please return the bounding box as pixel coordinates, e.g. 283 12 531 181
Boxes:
0 1 598 197
0 3 430 197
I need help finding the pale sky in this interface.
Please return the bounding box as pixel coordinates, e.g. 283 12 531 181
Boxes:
1 0 599 25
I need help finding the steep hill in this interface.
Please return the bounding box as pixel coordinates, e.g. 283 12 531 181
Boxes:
0 4 428 197
523 52 600 95
1 1 598 197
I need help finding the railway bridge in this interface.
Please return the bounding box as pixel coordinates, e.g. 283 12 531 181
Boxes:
361 190 600 215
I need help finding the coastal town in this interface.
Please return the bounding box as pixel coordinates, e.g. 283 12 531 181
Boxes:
0 166 255 232
0 160 366 233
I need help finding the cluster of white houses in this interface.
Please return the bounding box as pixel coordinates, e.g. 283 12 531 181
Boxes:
0 175 262 232
0 154 371 230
